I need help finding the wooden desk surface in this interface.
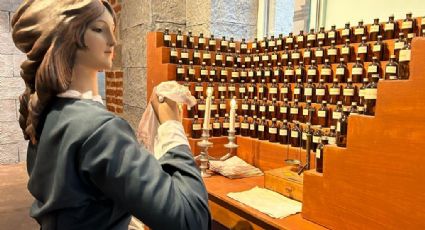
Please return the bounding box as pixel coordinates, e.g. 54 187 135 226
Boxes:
204 175 327 230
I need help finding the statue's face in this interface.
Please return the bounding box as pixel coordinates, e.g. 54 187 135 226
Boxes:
75 9 116 70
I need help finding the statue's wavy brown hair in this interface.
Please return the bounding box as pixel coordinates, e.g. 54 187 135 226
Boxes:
11 0 116 144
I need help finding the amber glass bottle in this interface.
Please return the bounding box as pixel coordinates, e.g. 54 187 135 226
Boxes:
372 35 385 61
240 115 250 137
315 79 328 104
336 58 347 83
229 37 236 53
312 127 322 152
297 30 305 48
250 96 259 117
369 18 381 41
317 101 329 127
220 36 228 52
304 79 315 103
295 61 306 83
327 40 338 64
328 125 337 145
194 78 204 99
384 15 397 40
176 60 185 81
258 97 268 118
268 98 278 119
269 118 278 143
191 115 202 138
341 39 353 63
336 111 349 147
258 116 268 140
279 98 290 121
302 124 313 150
317 27 326 45
332 101 343 126
198 33 206 50
303 43 313 65
258 79 268 100
367 57 381 81
290 99 301 122
250 115 259 138
320 59 332 83
170 43 178 64
394 33 405 58
307 60 318 83
222 113 230 136
212 114 222 137
315 41 325 64
291 45 301 65
351 57 364 83
327 25 338 45
279 119 289 144
354 20 366 43
219 96 226 117
399 38 411 80
201 63 209 81
228 79 236 99
329 78 341 105
293 79 304 102
209 34 216 51
176 29 183 48
343 79 356 106
364 74 379 116
280 79 291 101
285 32 294 50
357 36 369 62
341 23 352 43
307 29 316 47
385 55 399 80
316 138 326 173
302 100 316 124
290 122 302 147
358 78 368 114
401 12 416 38
218 79 227 99
186 31 194 49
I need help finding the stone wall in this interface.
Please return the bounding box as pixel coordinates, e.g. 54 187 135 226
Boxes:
0 0 28 164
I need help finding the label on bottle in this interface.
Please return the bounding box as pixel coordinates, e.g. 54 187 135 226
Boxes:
251 104 256 110
177 68 185 74
229 86 236 91
264 71 271 77
195 86 203 92
269 88 278 94
389 75 398 80
210 70 216 76
193 124 201 130
201 70 208 75
248 86 254 92
321 68 331 75
252 43 257 48
216 54 223 61
333 111 341 119
241 123 249 129
395 41 404 50
245 56 251 62
259 106 266 112
304 51 311 58
280 129 288 136
240 71 247 77
316 149 321 158
328 136 336 145
282 53 289 59
399 49 411 62
313 136 320 143
209 39 216 45
295 69 302 75
402 21 413 29
315 50 324 57
177 35 183 41
297 36 304 42
359 88 365 97
254 56 260 62
358 106 365 112
302 132 307 140
386 66 397 74
232 72 239 78
318 33 325 39
213 123 221 129
220 103 226 109
373 45 382 52
365 88 377 99
328 48 337 56
223 122 229 128
248 71 254 77
269 40 276 47
408 33 415 39
342 28 350 36
286 37 293 43
352 67 363 75
229 42 236 48
282 70 293 77
290 108 299 114
277 39 282 45
256 70 262 76
354 28 365 35
189 37 194 43
358 46 368 54
274 70 280 76
239 87 246 93
250 124 255 130
221 40 228 46
221 70 227 75
269 105 275 112
316 88 325 96
292 53 300 59
269 127 277 134
226 56 233 62
328 31 335 38
330 88 340 95
370 25 380 33
240 43 247 50
218 86 226 91
318 110 326 117
281 87 289 94
343 88 355 96
198 104 206 110
280 107 288 113
305 88 313 96
337 122 341 132
336 68 345 75
308 69 316 76
384 23 394 31
294 88 301 94
291 131 299 138
304 109 312 116
242 104 249 110
258 87 264 93
367 65 378 73
341 47 350 55
258 125 265 132
171 50 178 57
272 54 278 61
307 34 316 41
203 53 211 59
164 35 171 41
194 52 200 58
260 41 266 47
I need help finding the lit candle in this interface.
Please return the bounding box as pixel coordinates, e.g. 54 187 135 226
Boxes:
229 99 237 132
203 88 213 129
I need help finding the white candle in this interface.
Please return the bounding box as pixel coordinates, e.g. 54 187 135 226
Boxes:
229 99 237 132
203 88 213 129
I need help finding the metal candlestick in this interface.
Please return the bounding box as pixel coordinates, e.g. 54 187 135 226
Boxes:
220 129 239 161
195 127 213 177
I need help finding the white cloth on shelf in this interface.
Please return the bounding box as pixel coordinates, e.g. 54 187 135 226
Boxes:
209 156 263 179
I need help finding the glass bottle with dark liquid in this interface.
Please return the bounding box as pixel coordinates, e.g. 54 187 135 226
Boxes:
421 17 425 37
312 126 322 152
209 34 216 51
176 29 183 48
271 48 280 67
210 96 218 116
327 25 338 45
203 47 211 66
315 41 325 64
302 123 313 150
369 18 381 41
215 49 223 66
280 79 291 101
220 36 228 53
329 78 341 105
255 64 263 83
176 60 185 81
260 36 268 53
258 79 268 99
293 79 304 102
394 33 406 59
262 53 271 69
241 96 250 116
304 79 315 103
367 57 381 81
231 64 239 83
222 113 230 136
318 101 329 127
258 116 268 140
253 50 261 68
258 97 268 118
302 100 316 123
197 96 206 118
291 45 301 65
341 23 352 44
212 114 222 137
240 115 250 137
332 101 343 126
264 63 273 83
247 64 255 82
328 125 337 145
316 137 326 173
219 95 227 117
295 61 306 83
170 43 178 64
336 58 348 83
284 62 295 83
220 63 228 81
281 46 290 66
307 60 318 83
238 80 247 99
201 62 209 81
191 115 202 138
240 38 248 54
268 98 278 119
228 79 236 99
398 38 411 80
358 78 368 114
315 79 328 104
277 34 284 50
279 98 290 121
269 118 278 143
279 119 289 144
191 46 200 65
350 102 359 115
250 96 259 117
269 79 278 101
343 79 356 106
235 114 241 135
297 30 305 48
385 55 399 80
250 115 259 138
251 37 258 53
341 39 353 63
372 35 385 61
226 53 235 68
351 57 364 83
290 99 301 122
327 40 338 64
354 20 366 43
274 62 283 82
248 79 257 99
163 28 171 47
320 59 332 83
307 29 316 47
210 63 218 82
317 27 326 46
218 79 227 99
198 33 206 50
401 12 416 39
290 122 302 147
303 43 313 65
229 37 236 53
194 78 204 99
336 111 349 147
384 14 397 40
357 36 369 62
185 31 193 49
364 74 379 116
285 32 294 50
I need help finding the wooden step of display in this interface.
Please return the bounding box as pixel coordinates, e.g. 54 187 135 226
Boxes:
264 167 304 202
